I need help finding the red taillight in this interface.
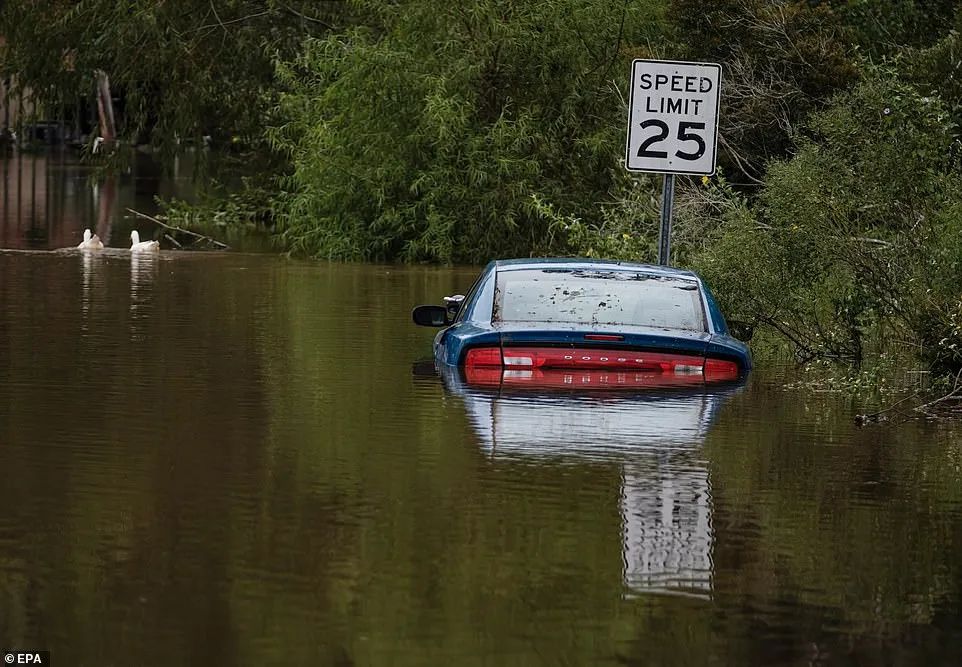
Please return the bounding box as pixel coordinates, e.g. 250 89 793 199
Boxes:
584 334 625 342
465 347 503 367
704 358 739 379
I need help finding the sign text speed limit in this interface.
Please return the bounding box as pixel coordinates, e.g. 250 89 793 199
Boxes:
625 60 721 175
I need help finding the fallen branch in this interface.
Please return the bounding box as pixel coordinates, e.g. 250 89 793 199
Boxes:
914 368 962 417
126 208 230 250
856 368 962 425
854 390 923 425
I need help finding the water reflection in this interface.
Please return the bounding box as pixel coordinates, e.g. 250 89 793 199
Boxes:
3 254 962 663
621 461 712 597
0 152 196 250
441 366 741 598
92 177 117 246
129 252 157 299
129 253 160 347
80 250 100 323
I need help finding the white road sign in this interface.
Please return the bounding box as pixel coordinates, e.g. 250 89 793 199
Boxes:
625 59 721 175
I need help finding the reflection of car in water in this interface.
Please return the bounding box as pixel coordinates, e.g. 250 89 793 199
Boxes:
439 364 743 598
413 258 751 388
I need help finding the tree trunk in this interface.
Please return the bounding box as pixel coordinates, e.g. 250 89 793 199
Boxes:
94 70 116 144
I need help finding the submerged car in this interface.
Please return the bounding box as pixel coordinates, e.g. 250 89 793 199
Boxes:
413 258 750 387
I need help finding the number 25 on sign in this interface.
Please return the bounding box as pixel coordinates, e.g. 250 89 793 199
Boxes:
624 60 721 176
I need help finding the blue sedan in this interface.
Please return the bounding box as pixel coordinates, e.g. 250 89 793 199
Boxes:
413 258 751 387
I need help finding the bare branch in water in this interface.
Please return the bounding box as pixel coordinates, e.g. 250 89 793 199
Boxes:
127 208 230 250
856 369 962 425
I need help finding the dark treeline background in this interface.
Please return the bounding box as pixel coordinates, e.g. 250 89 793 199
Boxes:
2 0 961 372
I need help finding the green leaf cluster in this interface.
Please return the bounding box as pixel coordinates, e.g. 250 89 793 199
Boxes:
268 0 667 262
692 74 962 371
0 0 347 151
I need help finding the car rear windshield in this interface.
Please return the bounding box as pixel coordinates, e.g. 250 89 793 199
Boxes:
493 268 707 331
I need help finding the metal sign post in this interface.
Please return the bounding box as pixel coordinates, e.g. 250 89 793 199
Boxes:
658 174 674 265
624 59 722 266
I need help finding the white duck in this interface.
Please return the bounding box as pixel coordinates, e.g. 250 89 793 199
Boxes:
77 228 104 250
130 230 160 253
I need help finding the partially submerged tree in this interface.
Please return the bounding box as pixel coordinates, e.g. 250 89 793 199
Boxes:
693 75 962 371
269 0 668 262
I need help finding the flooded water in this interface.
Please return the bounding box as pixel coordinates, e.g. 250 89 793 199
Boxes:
3 156 962 665
0 151 205 251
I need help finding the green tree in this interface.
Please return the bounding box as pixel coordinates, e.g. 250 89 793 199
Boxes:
668 0 859 182
269 0 668 262
693 74 962 370
834 0 960 57
0 0 347 150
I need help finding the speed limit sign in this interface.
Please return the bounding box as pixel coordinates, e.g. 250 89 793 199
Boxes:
625 59 721 175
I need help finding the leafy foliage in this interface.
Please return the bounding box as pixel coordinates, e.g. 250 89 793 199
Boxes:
834 0 960 56
268 0 667 262
0 0 347 151
900 27 962 131
691 75 962 371
669 0 860 180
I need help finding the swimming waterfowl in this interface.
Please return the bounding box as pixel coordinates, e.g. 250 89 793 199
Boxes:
77 228 104 250
130 230 160 253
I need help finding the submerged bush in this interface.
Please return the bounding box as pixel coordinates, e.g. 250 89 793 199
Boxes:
268 0 667 263
690 74 962 372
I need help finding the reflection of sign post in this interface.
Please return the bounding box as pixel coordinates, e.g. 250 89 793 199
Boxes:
625 60 721 265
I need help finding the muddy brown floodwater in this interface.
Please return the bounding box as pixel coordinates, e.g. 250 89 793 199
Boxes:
2 153 962 665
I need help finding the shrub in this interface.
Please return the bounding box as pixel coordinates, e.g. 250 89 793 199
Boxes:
690 74 962 370
268 0 668 262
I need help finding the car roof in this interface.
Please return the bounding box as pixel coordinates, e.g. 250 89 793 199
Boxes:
492 257 700 281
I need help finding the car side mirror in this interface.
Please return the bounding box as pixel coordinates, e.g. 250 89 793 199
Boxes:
443 294 465 317
728 320 755 342
412 305 449 327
